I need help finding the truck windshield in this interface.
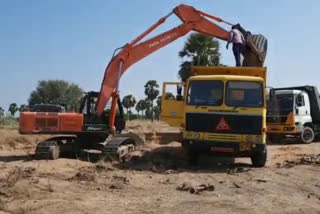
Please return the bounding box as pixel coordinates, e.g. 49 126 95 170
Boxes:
187 80 223 106
268 94 293 113
226 81 263 108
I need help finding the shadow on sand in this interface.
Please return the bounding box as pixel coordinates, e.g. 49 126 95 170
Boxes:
114 145 253 174
0 154 33 162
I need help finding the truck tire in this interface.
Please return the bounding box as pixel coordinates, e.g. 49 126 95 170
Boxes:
300 126 314 144
187 149 199 166
251 145 267 167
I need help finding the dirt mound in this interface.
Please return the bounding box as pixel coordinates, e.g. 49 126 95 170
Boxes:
276 154 320 168
1 122 320 213
70 171 96 182
298 154 320 165
278 146 301 151
118 142 186 171
125 120 181 144
126 120 177 133
176 182 215 194
0 143 320 213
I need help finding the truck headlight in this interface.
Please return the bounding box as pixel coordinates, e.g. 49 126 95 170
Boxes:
185 132 200 140
246 135 262 143
283 127 294 131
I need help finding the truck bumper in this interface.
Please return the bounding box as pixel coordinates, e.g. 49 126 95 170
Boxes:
182 140 266 157
267 125 298 135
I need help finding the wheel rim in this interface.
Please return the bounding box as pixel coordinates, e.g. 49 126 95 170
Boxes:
302 129 313 142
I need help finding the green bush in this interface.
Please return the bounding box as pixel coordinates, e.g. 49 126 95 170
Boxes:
0 116 19 128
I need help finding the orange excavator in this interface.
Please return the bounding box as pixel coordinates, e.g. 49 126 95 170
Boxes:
19 4 267 159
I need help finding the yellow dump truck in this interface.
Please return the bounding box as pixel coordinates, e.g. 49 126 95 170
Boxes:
160 66 267 167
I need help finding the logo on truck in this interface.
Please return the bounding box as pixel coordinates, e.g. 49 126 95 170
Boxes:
216 117 231 131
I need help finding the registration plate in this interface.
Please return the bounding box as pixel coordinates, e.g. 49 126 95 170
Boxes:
211 147 234 153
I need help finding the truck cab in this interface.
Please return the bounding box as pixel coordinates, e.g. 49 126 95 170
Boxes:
267 86 320 143
161 66 267 167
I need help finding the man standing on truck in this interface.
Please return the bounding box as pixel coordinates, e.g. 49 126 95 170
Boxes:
226 25 245 67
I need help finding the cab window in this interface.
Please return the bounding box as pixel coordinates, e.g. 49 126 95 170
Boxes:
226 81 263 108
187 80 223 106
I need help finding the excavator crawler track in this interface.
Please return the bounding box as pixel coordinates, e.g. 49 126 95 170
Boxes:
34 136 136 161
35 136 78 160
102 137 136 161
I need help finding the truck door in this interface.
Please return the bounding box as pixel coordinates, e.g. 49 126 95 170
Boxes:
160 82 184 127
296 92 312 124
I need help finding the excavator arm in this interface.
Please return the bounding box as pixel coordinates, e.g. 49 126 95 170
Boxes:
96 4 266 131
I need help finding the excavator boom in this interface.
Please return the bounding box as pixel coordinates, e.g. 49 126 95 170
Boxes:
96 4 267 131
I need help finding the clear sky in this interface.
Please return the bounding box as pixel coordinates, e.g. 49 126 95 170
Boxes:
0 0 319 112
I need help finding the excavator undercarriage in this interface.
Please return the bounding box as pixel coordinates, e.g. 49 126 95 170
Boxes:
34 136 136 161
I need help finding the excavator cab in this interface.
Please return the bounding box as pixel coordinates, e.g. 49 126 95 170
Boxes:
79 91 126 134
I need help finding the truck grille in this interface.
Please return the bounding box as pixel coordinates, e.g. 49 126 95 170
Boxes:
267 115 288 123
186 113 262 135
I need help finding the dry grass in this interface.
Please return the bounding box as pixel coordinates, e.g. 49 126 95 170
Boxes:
0 126 50 151
126 120 164 133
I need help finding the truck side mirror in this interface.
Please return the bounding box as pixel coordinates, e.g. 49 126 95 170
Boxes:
296 94 303 107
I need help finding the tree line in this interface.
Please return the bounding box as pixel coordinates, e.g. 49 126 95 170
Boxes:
121 80 176 121
0 104 28 117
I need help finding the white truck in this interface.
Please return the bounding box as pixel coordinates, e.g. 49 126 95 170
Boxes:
267 86 320 143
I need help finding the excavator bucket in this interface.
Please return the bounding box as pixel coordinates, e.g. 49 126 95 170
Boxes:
232 24 268 67
243 34 268 67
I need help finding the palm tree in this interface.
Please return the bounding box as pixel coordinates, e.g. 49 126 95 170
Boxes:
178 33 221 81
19 104 29 112
8 103 18 116
144 80 159 121
122 95 136 120
144 99 153 120
0 107 4 117
136 99 147 118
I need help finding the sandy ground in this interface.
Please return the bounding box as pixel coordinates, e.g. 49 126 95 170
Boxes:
0 122 320 214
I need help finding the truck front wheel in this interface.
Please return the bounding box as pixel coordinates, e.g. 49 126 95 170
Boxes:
187 149 199 166
251 145 267 167
300 126 314 144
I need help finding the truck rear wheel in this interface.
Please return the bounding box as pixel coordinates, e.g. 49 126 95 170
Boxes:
300 126 314 144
